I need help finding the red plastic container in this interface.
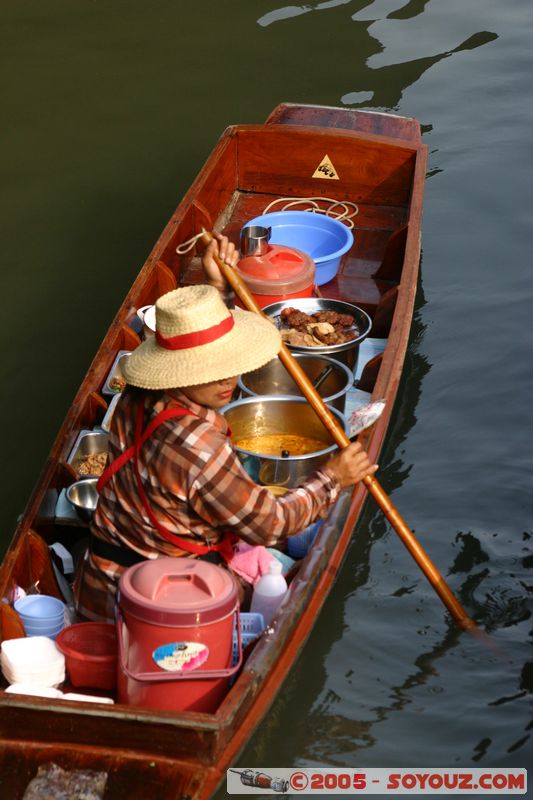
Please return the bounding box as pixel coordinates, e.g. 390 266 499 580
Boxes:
116 558 240 713
235 244 315 308
56 622 118 690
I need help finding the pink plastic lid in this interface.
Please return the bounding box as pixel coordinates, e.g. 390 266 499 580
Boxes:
235 244 315 295
118 557 238 626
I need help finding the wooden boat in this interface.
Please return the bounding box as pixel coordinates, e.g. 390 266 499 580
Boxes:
0 103 427 798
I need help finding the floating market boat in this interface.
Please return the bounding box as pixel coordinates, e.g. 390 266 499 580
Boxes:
0 102 427 798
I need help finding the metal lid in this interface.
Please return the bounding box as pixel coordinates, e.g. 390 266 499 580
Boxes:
118 557 238 626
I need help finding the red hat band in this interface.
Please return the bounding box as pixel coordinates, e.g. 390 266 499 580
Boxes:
155 315 234 350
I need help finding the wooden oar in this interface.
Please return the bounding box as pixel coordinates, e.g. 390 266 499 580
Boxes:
201 230 477 632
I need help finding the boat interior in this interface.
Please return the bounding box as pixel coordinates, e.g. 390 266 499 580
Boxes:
0 118 421 622
0 108 426 796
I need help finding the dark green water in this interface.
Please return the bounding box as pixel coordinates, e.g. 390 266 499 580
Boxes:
2 1 532 797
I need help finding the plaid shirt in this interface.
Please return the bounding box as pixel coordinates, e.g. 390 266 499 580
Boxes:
74 388 341 622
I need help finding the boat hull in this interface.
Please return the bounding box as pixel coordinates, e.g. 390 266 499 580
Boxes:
0 103 427 798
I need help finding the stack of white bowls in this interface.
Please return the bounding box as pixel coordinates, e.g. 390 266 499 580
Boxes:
14 594 66 639
1 636 65 687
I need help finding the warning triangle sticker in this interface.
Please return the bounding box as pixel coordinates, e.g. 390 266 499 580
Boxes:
312 154 339 180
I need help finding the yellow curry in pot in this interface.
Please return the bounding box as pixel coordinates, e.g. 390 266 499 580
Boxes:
233 433 330 456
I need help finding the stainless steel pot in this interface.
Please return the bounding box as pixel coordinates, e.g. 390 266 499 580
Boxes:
222 396 347 489
262 297 372 370
238 353 353 412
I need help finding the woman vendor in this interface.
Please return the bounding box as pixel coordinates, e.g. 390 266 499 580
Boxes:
74 236 378 622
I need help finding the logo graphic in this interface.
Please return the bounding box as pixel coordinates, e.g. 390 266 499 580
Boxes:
229 770 289 793
312 154 339 180
152 641 209 672
227 767 526 794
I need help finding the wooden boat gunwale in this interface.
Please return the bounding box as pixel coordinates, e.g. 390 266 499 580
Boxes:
0 102 428 798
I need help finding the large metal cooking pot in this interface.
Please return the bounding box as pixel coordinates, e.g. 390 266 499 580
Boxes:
262 297 372 370
222 396 348 490
238 353 353 413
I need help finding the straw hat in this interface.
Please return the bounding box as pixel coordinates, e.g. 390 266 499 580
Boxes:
123 285 281 389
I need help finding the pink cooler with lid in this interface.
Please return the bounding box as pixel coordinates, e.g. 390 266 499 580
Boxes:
116 558 240 713
235 244 315 309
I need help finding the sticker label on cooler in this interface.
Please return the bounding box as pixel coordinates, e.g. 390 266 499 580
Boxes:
153 642 209 672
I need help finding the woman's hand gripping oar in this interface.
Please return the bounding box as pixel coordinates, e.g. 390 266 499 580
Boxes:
200 230 479 635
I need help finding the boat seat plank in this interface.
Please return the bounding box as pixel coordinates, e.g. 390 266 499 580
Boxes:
358 353 384 393
8 530 64 600
371 285 399 338
154 260 178 294
222 192 405 238
56 461 79 483
0 602 25 641
86 391 108 421
374 224 408 281
118 324 141 352
0 742 201 800
133 260 178 311
266 102 422 143
235 126 417 207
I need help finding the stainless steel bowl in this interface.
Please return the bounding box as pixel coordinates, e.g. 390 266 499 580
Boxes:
66 478 99 522
222 396 347 489
262 297 372 370
238 353 354 412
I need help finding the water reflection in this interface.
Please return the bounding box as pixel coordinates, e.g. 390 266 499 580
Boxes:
342 30 498 109
386 0 431 20
449 531 490 574
257 0 355 27
257 0 497 110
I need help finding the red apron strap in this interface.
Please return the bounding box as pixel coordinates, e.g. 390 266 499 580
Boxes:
131 403 237 558
97 406 193 491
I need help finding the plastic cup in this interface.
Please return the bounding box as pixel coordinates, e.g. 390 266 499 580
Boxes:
19 614 65 630
23 622 65 639
14 595 65 622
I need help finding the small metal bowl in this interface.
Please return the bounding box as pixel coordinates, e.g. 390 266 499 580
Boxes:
66 478 99 522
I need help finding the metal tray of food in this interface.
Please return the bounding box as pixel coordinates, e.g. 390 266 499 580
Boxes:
102 350 131 396
67 430 109 478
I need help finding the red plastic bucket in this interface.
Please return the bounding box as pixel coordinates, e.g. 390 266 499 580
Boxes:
116 558 241 712
56 622 118 690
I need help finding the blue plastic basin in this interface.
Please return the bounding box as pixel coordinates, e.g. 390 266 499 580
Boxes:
243 211 354 286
